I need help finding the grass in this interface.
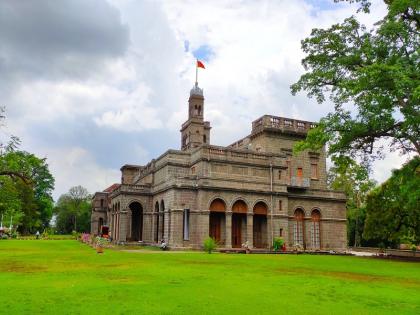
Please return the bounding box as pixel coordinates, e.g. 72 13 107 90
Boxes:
0 241 419 314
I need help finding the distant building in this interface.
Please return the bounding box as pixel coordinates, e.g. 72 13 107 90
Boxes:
91 83 346 250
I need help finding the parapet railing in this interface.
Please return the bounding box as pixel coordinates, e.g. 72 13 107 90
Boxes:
199 145 281 164
252 115 317 135
111 184 151 196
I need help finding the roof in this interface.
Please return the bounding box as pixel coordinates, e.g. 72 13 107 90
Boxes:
103 183 120 193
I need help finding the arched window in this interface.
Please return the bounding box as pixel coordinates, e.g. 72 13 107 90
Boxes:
311 209 321 250
203 135 207 143
294 209 305 247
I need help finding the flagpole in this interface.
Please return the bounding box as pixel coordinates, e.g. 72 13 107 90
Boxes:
195 59 198 86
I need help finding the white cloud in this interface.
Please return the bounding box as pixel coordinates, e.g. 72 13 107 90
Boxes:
3 0 401 200
43 147 120 199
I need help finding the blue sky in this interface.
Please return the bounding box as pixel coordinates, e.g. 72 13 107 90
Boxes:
1 0 402 200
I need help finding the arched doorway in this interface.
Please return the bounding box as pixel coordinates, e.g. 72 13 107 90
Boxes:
294 208 305 248
232 200 247 248
154 202 159 242
160 200 165 241
209 199 226 245
253 202 268 248
311 209 321 250
130 202 143 241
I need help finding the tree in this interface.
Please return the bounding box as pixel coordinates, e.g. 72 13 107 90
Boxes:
54 186 91 234
364 156 420 245
328 156 376 246
291 0 419 160
0 107 55 233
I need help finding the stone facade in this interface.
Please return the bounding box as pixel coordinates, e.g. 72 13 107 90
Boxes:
91 84 347 250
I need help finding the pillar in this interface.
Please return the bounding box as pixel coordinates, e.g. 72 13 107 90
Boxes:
118 210 128 243
225 212 232 248
247 213 253 248
169 209 184 247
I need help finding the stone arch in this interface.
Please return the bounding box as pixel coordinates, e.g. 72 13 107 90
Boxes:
253 201 268 215
311 208 321 220
208 196 227 209
232 199 248 213
209 198 227 212
129 201 143 242
293 205 307 217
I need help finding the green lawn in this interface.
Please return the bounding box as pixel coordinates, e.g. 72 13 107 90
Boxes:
0 241 419 314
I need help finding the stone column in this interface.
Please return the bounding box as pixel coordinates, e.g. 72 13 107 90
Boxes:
169 209 183 247
127 211 132 241
198 210 210 248
225 212 232 248
247 213 253 248
118 210 128 243
164 210 170 242
267 214 273 250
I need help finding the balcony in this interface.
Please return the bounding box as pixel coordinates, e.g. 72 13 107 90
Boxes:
287 177 310 189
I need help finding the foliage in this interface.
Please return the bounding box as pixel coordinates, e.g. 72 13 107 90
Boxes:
0 152 54 234
328 156 376 246
273 237 285 251
364 156 420 245
292 0 420 160
0 107 55 234
203 237 216 254
54 186 91 234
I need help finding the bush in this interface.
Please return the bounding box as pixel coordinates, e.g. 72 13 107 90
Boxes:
203 237 217 254
42 231 49 239
273 237 284 251
71 230 80 240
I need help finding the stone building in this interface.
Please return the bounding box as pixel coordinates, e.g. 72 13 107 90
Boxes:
90 83 347 250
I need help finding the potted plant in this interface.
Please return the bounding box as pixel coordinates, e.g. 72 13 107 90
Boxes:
96 236 107 254
273 237 284 252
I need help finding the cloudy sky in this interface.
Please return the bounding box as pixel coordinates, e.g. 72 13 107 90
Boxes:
0 0 408 199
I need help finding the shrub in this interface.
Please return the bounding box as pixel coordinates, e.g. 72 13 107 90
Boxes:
42 231 49 239
273 237 284 251
203 237 217 254
71 230 80 240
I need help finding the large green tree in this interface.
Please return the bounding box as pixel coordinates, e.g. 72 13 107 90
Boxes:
54 186 91 234
0 108 55 233
291 0 419 159
364 156 420 245
328 156 376 246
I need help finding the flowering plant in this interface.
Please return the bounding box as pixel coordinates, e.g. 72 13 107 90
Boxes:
96 236 108 248
81 233 90 243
